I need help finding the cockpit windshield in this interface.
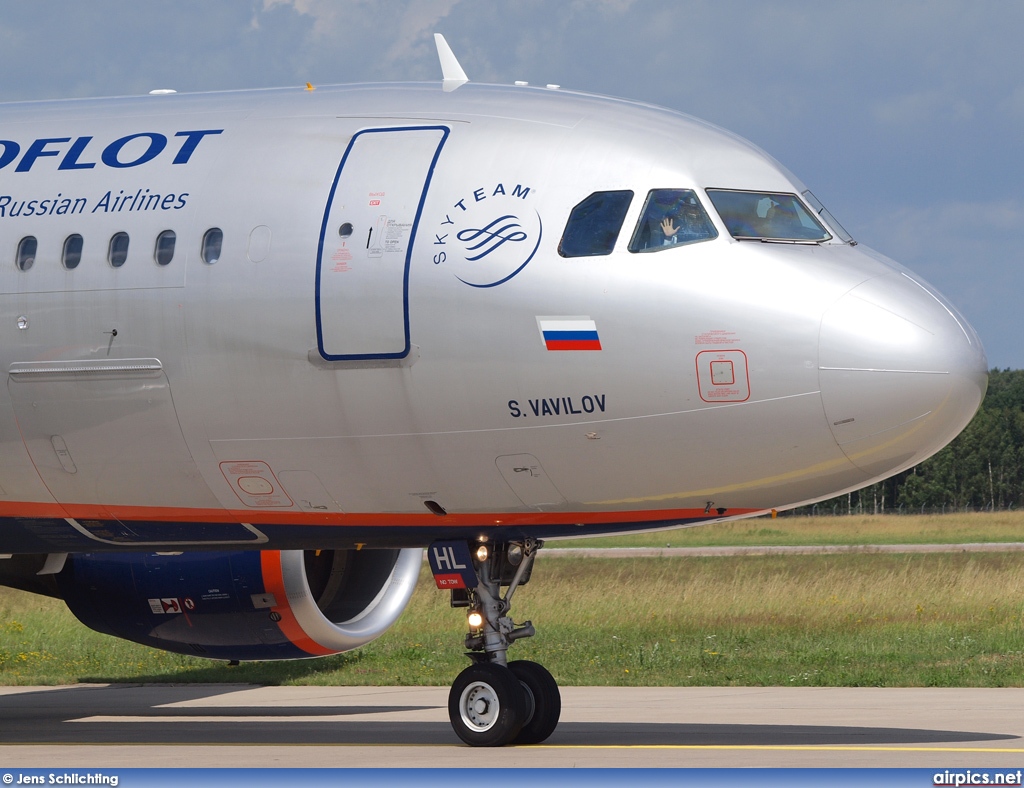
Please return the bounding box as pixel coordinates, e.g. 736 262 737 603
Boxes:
706 189 830 242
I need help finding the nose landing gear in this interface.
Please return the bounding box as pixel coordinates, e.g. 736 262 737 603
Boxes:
430 538 561 746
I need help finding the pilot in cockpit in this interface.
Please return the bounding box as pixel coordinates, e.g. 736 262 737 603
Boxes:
659 201 708 245
764 200 803 237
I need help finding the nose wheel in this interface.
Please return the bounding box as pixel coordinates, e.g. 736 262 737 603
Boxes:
449 662 527 746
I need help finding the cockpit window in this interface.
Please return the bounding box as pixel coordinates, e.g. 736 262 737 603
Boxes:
558 190 633 257
628 189 717 253
706 189 830 242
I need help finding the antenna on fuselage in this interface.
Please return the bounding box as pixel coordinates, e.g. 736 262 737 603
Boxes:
434 33 469 92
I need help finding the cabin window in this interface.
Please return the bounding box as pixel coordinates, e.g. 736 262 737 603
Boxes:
108 232 129 267
154 230 176 266
558 190 633 257
706 189 830 242
16 237 37 271
629 189 717 252
201 228 223 264
62 234 84 270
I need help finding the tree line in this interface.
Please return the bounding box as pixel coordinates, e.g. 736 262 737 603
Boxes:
800 368 1024 514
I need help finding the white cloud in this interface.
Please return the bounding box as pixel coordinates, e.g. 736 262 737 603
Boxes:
384 0 464 69
262 0 342 35
256 0 464 80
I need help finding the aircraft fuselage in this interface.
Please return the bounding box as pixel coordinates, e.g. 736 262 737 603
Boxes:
0 81 987 552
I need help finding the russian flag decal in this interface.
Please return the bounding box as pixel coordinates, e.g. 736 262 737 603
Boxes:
537 317 602 351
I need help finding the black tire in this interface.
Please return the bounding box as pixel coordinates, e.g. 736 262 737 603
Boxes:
448 662 526 746
509 659 561 744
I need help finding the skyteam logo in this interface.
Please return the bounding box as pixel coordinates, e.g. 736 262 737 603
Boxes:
432 182 542 288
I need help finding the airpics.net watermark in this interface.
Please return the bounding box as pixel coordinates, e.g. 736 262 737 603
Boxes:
3 775 117 787
934 771 1023 786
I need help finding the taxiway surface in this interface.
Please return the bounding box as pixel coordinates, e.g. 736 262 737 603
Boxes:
1 684 1021 768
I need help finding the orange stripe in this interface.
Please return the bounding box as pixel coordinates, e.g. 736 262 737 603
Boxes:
0 500 759 527
0 501 71 518
259 551 336 657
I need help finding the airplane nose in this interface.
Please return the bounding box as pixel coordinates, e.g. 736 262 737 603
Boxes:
818 271 988 478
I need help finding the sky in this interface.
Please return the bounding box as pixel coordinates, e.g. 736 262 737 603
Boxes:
0 0 1020 368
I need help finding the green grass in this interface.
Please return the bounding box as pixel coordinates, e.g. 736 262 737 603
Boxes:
549 511 1024 548
3 544 1024 687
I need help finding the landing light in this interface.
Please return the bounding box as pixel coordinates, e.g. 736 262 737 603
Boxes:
467 611 484 628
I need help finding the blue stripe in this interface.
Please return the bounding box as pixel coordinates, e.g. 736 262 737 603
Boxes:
543 330 600 341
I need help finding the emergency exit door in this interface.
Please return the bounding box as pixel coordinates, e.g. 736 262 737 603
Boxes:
315 126 449 360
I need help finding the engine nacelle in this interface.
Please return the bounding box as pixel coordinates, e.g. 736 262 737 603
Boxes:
51 548 421 661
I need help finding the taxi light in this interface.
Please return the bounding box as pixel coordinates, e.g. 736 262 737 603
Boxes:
467 611 484 628
475 544 489 562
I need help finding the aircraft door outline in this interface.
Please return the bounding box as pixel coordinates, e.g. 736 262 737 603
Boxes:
315 126 450 361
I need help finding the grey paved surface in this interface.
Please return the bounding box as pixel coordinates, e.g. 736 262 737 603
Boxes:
1 684 1022 768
